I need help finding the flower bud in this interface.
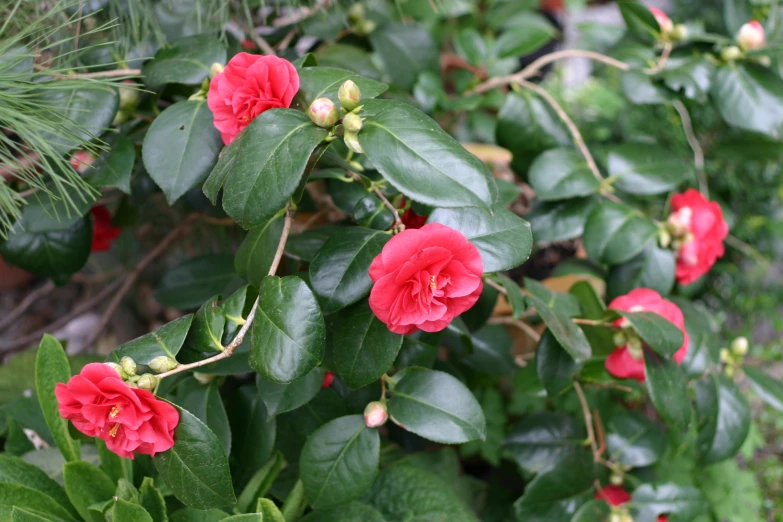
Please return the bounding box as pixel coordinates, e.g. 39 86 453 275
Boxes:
148 356 179 373
118 80 140 111
657 229 672 248
104 362 126 379
720 348 732 363
610 471 624 485
344 131 364 154
120 356 137 376
609 513 623 522
342 112 363 133
671 23 689 41
69 150 97 174
347 2 365 22
308 97 340 128
627 337 643 360
613 331 627 348
210 62 225 78
137 374 158 391
666 207 692 237
193 372 216 385
731 336 749 356
363 401 388 428
322 371 335 388
737 21 765 51
721 45 743 62
338 80 361 111
725 365 735 378
649 7 673 35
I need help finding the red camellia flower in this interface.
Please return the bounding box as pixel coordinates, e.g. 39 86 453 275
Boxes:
668 189 728 285
90 206 121 252
368 223 483 334
398 198 427 230
207 53 299 145
56 363 178 459
596 485 668 522
606 288 689 382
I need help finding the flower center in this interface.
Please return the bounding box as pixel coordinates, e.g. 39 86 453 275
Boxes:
110 405 122 419
429 275 437 291
109 423 120 438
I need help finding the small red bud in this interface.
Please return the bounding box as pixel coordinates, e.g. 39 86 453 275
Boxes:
363 401 388 428
737 21 765 51
308 97 340 128
322 371 335 388
649 7 673 35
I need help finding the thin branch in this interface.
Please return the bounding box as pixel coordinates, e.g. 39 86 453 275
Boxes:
349 171 403 232
642 43 673 75
484 277 507 295
572 318 607 326
488 316 541 342
35 66 142 79
273 0 331 27
239 0 276 55
672 100 707 196
0 281 55 330
726 235 770 266
574 380 600 462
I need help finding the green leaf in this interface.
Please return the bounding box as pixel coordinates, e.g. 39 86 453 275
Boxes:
644 347 691 429
528 148 600 201
0 456 75 519
300 502 386 522
285 224 345 263
712 63 783 139
85 134 134 194
606 410 665 467
139 478 167 522
229 386 277 488
63 461 115 522
176 379 232 455
314 44 382 80
502 412 585 473
333 300 404 389
724 0 753 34
275 389 347 464
618 0 660 41
111 314 193 364
369 22 439 90
528 197 595 243
536 330 579 397
454 28 488 66
607 245 675 299
0 483 77 521
699 460 764 522
11 507 59 522
169 508 228 522
209 109 328 228
487 274 526 319
571 500 611 522
257 368 325 417
617 310 684 357
309 227 390 313
359 99 497 210
630 483 706 522
388 369 486 443
621 69 674 105
294 67 388 106
462 324 515 375
525 279 591 363
694 375 751 465
142 34 226 85
662 57 716 102
153 405 236 510
606 144 690 195
395 337 438 369
203 124 244 204
236 452 284 513
187 296 226 353
495 16 556 59
427 205 532 272
111 499 153 522
154 254 238 309
39 85 118 154
35 335 79 462
744 366 783 412
300 415 380 509
583 200 658 265
250 275 325 383
220 515 261 521
327 178 395 230
235 214 285 289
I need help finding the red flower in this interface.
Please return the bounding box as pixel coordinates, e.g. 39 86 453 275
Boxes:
240 38 256 50
368 223 483 334
69 150 96 174
398 198 427 230
606 288 689 382
90 206 121 252
595 486 668 521
207 53 299 145
669 189 728 285
322 371 335 388
56 363 179 459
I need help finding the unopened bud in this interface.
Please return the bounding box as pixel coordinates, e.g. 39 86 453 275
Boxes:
354 19 376 35
322 371 335 388
118 80 140 111
363 401 388 428
148 356 179 373
610 514 623 522
338 80 362 111
650 6 673 35
627 337 643 360
120 356 137 376
667 207 692 237
720 348 732 363
613 331 627 348
210 62 225 78
725 365 735 378
342 112 363 133
69 150 97 174
671 24 688 42
737 20 765 51
137 374 158 391
721 45 743 62
308 97 340 128
344 131 364 154
193 372 216 385
104 362 125 379
610 472 624 485
731 336 749 356
347 2 365 21
657 229 672 248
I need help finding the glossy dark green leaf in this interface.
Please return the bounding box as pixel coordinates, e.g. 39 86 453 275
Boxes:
712 63 783 139
142 34 226 85
11 507 60 522
142 100 223 204
462 324 515 375
618 0 660 41
568 281 615 355
111 499 153 522
257 367 325 417
236 452 284 513
250 275 325 383
502 412 585 473
571 500 610 522
209 109 328 228
39 85 118 154
221 284 253 341
176 379 232 455
285 224 344 263
300 501 386 522
63 461 115 522
617 310 684 357
536 330 579 397
300 415 380 509
529 148 600 201
85 134 134 194
631 483 706 522
0 483 77 521
235 214 285 290
607 144 690 195
111 314 193 364
724 0 753 34
229 385 276 488
495 17 556 59
662 57 716 102
202 125 245 204
139 478 166 522
621 69 674 105
333 300 404 389
395 337 438 369
487 274 526 319
694 374 751 465
525 279 590 363
275 388 347 464
644 347 690 429
314 44 382 80
327 178 395 230
155 254 238 309
427 205 532 272
607 245 675 299
309 227 389 313
528 197 595 243
674 298 719 378
454 28 488 66
169 508 228 522
583 200 657 265
744 366 783 412
0 456 74 518
388 369 486 443
294 67 387 106
369 23 439 90
153 405 236 510
187 296 226 353
35 335 79 462
606 410 665 467
359 99 497 210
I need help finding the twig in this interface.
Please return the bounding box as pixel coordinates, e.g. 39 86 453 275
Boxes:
273 0 330 27
239 0 277 56
574 381 600 462
35 66 142 80
0 281 55 331
726 235 770 266
484 277 507 295
672 100 707 197
156 205 295 379
642 43 673 75
572 318 606 326
349 171 403 232
276 27 297 52
593 408 606 456
488 316 541 342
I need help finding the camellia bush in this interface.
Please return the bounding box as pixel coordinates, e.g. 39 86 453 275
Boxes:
2 0 783 521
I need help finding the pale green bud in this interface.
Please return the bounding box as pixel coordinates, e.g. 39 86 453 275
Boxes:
731 336 749 356
344 131 364 154
721 46 743 62
342 112 363 133
148 356 179 373
137 374 158 391
104 362 126 379
308 97 340 128
210 62 225 78
338 80 362 111
120 356 137 376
